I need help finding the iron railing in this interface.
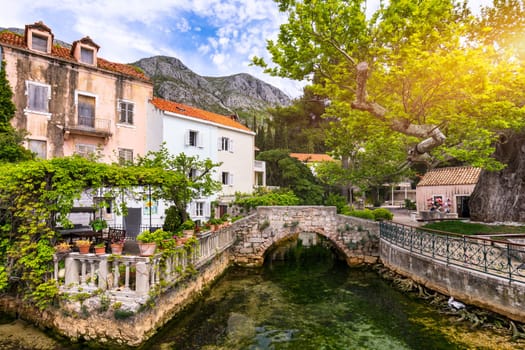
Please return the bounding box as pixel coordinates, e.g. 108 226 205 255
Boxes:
380 222 525 283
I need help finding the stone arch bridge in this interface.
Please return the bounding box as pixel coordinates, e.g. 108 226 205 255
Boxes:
230 206 380 267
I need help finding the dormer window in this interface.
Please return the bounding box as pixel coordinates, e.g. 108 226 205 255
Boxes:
25 21 54 54
80 47 94 64
31 33 48 52
71 36 99 66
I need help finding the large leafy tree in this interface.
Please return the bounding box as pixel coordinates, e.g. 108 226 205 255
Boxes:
257 149 325 204
135 144 222 223
254 0 525 221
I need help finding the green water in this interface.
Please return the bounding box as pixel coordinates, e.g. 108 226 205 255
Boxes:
141 238 512 350
0 236 518 349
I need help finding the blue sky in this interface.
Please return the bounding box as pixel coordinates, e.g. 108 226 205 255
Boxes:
0 0 492 99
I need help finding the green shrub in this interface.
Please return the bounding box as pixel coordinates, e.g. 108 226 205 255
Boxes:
324 193 351 215
348 209 375 220
404 199 416 210
372 208 393 221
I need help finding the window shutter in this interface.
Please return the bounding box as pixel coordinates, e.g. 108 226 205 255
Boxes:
218 137 222 150
204 202 211 217
185 130 190 146
229 139 234 153
229 173 234 185
189 202 196 216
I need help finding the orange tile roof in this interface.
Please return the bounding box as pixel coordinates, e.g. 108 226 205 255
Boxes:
417 166 481 187
150 97 253 132
0 30 149 82
290 153 334 162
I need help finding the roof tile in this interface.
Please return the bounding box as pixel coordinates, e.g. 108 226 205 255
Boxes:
150 97 253 132
0 30 149 82
289 153 334 162
417 166 481 187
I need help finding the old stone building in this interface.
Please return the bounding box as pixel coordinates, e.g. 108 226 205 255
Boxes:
0 21 153 162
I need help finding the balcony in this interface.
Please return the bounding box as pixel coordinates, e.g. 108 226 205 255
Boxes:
254 160 266 172
64 116 112 139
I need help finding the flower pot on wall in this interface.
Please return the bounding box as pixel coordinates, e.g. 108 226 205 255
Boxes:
77 245 90 254
138 242 156 256
183 229 194 238
94 246 106 255
110 243 124 255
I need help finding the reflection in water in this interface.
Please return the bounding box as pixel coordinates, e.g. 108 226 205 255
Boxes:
0 233 518 349
142 233 517 350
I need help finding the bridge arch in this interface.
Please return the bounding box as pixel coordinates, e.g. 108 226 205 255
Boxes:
231 206 380 267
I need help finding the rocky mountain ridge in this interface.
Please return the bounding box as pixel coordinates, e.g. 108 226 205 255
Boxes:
132 56 291 119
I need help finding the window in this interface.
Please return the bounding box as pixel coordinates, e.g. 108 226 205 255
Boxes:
26 82 50 113
218 137 234 152
28 140 47 159
118 101 134 124
195 202 204 217
75 144 96 158
77 94 96 127
185 130 201 147
222 172 234 185
31 33 48 52
80 47 94 64
118 148 133 165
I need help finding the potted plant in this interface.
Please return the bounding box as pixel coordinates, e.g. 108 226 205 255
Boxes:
181 219 196 238
90 218 107 232
208 218 222 231
110 238 124 255
136 230 157 256
75 239 91 254
94 242 106 255
54 241 71 253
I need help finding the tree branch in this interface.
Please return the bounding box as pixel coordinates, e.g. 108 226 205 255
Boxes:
351 61 446 163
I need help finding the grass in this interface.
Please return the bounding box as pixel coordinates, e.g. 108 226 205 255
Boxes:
422 220 525 236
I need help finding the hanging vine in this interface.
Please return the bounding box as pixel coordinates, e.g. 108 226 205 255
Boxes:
0 155 177 308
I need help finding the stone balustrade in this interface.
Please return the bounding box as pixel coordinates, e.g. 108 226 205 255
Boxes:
54 226 237 302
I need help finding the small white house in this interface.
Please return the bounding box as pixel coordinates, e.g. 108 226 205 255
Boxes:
141 97 260 226
416 166 481 219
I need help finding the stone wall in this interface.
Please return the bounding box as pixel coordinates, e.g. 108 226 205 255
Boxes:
380 240 525 323
2 250 232 347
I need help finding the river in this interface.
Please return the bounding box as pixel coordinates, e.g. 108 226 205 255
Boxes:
0 233 522 349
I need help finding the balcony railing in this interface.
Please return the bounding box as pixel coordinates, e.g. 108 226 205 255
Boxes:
254 160 266 171
380 222 525 284
54 226 237 301
65 117 112 138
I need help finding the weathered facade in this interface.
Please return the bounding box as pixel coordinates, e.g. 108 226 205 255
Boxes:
0 21 153 162
416 166 481 219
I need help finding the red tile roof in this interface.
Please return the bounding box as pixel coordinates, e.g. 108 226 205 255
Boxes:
150 97 253 132
417 166 481 186
290 153 334 162
0 30 149 82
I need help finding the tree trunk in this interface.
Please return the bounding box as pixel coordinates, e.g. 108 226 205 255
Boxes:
469 132 525 222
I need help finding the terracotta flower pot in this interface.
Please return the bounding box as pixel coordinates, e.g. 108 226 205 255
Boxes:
110 243 123 255
77 245 90 254
138 242 156 256
94 246 106 255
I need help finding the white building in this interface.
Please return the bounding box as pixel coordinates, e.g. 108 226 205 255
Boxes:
143 97 260 226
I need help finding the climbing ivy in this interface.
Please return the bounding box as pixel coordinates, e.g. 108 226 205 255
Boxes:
0 155 182 308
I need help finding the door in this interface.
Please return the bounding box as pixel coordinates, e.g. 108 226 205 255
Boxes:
456 196 471 218
124 207 142 239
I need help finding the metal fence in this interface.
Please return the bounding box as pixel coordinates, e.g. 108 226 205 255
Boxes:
380 221 525 283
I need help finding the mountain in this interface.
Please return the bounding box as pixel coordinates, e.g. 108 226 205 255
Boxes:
132 56 291 121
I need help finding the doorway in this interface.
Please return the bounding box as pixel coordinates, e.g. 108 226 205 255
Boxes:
456 196 471 218
124 207 142 239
